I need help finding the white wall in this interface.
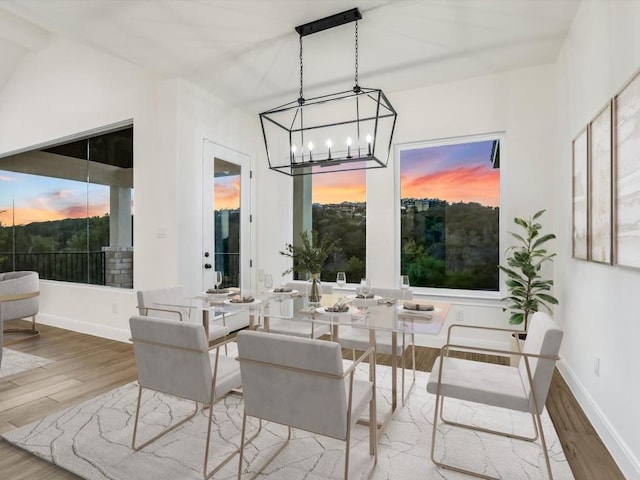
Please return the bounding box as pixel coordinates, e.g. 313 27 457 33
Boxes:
354 64 555 347
249 65 559 351
174 80 260 295
0 37 259 341
554 1 640 478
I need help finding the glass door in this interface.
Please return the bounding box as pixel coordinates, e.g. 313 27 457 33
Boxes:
202 141 251 293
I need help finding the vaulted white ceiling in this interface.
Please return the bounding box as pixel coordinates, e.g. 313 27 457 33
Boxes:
0 0 580 114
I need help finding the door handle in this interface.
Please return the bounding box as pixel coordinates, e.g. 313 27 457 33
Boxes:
204 263 212 269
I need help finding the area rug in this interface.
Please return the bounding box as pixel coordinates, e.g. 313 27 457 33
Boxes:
2 362 574 479
0 348 53 378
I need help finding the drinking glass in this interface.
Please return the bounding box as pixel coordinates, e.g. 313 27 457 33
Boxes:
214 271 223 290
264 273 273 291
336 272 346 290
360 278 371 297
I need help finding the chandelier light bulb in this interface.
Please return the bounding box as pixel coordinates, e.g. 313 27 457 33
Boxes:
346 136 352 158
308 141 314 162
326 139 333 160
290 144 297 163
366 134 372 156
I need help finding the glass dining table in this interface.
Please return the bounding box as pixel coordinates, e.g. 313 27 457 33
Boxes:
150 290 449 440
259 293 450 439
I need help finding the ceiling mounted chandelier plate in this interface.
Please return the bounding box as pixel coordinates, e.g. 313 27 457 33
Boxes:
259 8 398 176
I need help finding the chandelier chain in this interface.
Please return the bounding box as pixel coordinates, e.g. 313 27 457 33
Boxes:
299 35 304 102
354 20 359 88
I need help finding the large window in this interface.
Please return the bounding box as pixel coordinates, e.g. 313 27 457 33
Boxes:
294 170 366 284
399 137 500 291
0 127 134 288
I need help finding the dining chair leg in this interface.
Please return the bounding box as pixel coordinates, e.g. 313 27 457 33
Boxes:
132 386 198 451
237 413 248 480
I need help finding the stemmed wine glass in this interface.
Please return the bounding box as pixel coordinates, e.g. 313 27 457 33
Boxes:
336 272 346 301
400 275 410 298
214 271 223 291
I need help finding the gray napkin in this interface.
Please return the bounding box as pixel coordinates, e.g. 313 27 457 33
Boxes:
230 296 254 303
273 287 293 293
403 301 434 311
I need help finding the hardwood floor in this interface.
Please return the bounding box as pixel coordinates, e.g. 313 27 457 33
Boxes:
0 321 627 480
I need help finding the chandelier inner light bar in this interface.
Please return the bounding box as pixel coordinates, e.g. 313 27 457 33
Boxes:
259 8 397 176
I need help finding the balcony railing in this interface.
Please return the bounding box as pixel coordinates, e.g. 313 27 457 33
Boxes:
214 252 240 288
0 252 106 285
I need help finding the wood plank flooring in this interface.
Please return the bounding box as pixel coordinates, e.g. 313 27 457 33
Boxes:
0 320 627 480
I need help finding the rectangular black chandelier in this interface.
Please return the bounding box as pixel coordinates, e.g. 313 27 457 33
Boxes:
259 8 398 176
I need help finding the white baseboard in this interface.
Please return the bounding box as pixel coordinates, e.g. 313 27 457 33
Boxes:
556 360 640 479
37 314 131 344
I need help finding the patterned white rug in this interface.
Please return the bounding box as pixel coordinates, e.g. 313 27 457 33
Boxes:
2 362 574 479
0 348 52 378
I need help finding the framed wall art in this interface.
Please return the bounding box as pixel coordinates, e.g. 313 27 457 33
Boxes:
614 70 640 268
589 102 613 264
572 128 588 260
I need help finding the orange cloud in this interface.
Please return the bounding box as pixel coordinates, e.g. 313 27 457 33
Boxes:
312 171 366 204
401 165 499 207
214 178 240 210
1 204 108 226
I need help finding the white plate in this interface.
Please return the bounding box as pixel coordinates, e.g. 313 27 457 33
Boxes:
269 288 298 296
202 290 234 298
396 304 440 317
224 298 263 306
315 306 359 316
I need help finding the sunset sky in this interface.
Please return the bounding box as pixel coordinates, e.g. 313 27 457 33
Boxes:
0 171 109 226
310 140 499 206
214 175 240 210
2 140 498 225
400 140 499 207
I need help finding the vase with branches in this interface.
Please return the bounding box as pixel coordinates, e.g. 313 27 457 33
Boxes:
499 209 559 333
280 230 339 303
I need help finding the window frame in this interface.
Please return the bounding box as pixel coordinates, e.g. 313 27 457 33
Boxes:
0 120 133 289
394 132 506 301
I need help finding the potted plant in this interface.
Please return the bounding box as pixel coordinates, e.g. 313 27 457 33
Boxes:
280 230 339 303
499 209 558 365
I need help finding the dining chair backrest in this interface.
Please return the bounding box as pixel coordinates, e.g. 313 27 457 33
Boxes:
136 285 190 321
519 311 563 414
129 315 213 404
237 330 350 440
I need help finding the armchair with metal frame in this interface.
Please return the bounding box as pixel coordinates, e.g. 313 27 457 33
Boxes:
236 329 377 480
129 315 259 479
0 271 40 352
426 311 563 480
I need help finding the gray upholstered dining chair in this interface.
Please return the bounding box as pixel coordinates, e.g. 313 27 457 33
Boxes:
136 285 193 321
337 287 416 405
426 311 563 480
137 285 228 342
129 315 253 479
236 330 377 480
0 271 40 355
